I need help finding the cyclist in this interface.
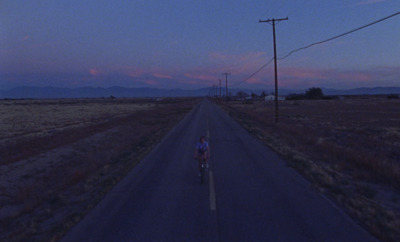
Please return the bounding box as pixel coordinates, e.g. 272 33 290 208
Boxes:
194 136 210 176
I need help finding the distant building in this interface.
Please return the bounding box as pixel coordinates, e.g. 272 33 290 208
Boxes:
265 95 285 101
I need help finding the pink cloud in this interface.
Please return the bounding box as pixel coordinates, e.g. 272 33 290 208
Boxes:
152 73 172 79
116 66 175 81
206 51 274 86
184 72 216 81
245 77 264 85
78 63 400 90
276 67 380 89
3 63 399 90
144 79 158 86
89 68 102 76
87 66 178 88
281 67 329 80
337 72 372 82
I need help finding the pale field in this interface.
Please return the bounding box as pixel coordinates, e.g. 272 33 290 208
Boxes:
0 99 154 144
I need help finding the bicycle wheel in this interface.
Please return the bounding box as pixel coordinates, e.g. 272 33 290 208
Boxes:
200 163 205 184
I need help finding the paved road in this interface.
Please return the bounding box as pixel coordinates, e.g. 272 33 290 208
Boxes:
62 99 375 242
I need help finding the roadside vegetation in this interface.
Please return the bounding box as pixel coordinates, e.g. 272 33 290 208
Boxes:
0 97 200 241
218 95 400 241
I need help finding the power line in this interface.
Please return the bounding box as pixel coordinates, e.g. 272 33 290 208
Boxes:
229 11 400 89
231 57 274 87
279 11 400 60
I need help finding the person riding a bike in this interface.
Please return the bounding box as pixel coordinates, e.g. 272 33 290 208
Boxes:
194 136 210 175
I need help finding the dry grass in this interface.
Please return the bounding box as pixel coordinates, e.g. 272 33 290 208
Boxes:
0 97 199 241
0 98 154 146
220 97 400 241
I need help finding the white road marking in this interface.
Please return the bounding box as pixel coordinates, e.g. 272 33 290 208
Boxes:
209 171 217 211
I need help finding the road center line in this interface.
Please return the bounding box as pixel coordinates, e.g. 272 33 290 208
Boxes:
209 171 217 211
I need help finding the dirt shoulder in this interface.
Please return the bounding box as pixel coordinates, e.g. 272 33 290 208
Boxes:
0 98 199 241
219 98 400 241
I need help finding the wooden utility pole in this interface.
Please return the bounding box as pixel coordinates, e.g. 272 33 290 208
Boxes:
218 79 222 98
259 17 288 123
212 85 215 98
222 73 230 101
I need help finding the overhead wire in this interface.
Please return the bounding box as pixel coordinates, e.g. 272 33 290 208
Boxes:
278 10 400 60
230 57 274 87
227 0 287 88
228 10 400 89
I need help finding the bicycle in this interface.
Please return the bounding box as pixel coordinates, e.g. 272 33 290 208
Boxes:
198 156 207 184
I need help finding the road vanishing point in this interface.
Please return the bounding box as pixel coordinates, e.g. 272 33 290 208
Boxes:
62 99 375 242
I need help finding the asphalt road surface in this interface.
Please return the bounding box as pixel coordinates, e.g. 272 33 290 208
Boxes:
62 99 375 242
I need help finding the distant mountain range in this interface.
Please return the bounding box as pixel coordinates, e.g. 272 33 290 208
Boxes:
0 86 399 99
322 87 400 96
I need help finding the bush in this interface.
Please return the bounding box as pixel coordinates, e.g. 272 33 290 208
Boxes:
387 94 399 99
305 87 324 100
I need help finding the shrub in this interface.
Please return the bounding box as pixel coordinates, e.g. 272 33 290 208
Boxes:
387 94 399 99
305 87 324 100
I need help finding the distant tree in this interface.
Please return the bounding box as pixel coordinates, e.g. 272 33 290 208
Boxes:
260 91 267 98
387 94 399 99
305 87 324 100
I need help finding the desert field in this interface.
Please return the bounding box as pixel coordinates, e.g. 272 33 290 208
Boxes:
0 98 199 241
0 98 154 146
221 96 400 241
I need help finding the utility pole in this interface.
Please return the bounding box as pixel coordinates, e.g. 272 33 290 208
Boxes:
212 85 215 98
222 73 230 101
218 79 222 98
259 17 288 123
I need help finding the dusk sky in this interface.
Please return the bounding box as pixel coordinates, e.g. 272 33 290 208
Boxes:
1 0 399 90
